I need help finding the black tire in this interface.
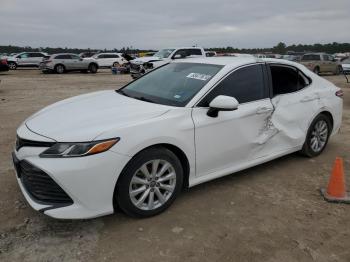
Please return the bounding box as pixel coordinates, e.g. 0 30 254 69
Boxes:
300 114 332 157
55 64 65 74
8 62 17 70
113 62 120 67
313 66 320 75
335 65 342 75
88 63 98 73
116 147 183 218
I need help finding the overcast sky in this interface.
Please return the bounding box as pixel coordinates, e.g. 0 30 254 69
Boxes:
1 0 349 50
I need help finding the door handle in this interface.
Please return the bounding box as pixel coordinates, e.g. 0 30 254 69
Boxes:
256 107 273 114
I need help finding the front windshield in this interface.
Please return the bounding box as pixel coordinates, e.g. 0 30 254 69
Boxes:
118 62 223 107
153 49 175 58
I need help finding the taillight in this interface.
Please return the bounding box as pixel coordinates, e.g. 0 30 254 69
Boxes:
1 59 7 65
335 90 344 98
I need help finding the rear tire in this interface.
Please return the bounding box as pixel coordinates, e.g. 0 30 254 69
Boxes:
335 65 342 75
8 62 17 70
300 114 332 157
113 62 120 67
313 66 320 75
116 147 183 218
55 64 65 74
88 63 98 73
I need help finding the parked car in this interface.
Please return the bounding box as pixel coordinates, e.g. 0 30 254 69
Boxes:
205 51 217 57
139 52 157 57
340 57 350 74
92 53 128 68
130 47 206 78
0 58 9 72
79 52 98 58
40 53 99 74
7 52 48 70
12 57 342 219
281 55 299 62
300 53 342 75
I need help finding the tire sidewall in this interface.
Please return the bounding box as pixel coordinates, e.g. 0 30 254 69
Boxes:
116 147 183 217
8 62 17 70
55 64 65 74
89 64 97 73
302 114 331 157
313 67 320 75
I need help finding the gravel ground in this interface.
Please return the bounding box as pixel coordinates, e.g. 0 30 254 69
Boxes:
0 69 350 262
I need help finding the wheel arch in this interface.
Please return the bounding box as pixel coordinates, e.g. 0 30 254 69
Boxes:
319 110 334 132
89 62 99 69
54 63 65 70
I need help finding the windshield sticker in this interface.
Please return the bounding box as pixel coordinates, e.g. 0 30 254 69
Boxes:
186 73 212 81
174 95 182 99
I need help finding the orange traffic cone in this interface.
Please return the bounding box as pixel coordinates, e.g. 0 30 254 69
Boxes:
320 157 350 203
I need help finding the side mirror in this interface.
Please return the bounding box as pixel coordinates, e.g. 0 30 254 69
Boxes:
207 95 239 117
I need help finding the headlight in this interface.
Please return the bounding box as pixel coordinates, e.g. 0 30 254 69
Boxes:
39 138 119 158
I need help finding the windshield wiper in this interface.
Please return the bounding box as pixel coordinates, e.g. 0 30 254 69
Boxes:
117 90 155 103
134 96 156 103
116 89 132 98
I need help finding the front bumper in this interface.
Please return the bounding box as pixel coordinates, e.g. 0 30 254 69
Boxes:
12 130 131 219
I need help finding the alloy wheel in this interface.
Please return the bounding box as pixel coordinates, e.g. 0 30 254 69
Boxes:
56 65 64 74
310 120 328 153
8 63 16 70
129 159 176 211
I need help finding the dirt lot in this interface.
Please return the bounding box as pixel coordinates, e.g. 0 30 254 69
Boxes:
0 69 350 262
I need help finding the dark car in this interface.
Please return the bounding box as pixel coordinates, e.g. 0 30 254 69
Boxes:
0 59 9 72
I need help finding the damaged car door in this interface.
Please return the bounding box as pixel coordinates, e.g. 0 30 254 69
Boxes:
192 63 274 178
261 64 318 155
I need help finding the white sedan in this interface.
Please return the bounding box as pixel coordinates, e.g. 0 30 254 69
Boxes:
12 57 343 219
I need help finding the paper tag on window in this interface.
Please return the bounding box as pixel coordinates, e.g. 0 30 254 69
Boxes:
186 73 212 81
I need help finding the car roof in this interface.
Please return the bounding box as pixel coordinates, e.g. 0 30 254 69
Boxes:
53 53 78 56
174 57 303 70
160 47 203 50
96 52 123 55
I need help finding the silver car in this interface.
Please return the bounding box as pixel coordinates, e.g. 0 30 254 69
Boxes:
7 52 47 70
40 53 99 74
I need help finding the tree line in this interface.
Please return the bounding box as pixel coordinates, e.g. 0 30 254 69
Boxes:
206 42 350 54
1 42 350 55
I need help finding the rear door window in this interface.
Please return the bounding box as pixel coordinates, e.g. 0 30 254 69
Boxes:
269 65 310 96
302 54 321 61
189 49 203 56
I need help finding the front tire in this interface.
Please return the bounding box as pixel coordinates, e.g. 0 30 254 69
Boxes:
116 147 183 218
8 62 17 70
55 64 65 74
88 63 98 73
313 66 320 75
301 114 332 157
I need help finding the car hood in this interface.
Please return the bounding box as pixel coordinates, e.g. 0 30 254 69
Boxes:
131 56 164 64
25 90 171 142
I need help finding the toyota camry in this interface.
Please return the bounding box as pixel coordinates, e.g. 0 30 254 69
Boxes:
12 57 343 219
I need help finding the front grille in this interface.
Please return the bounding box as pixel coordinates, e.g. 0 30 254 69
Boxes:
16 136 55 151
13 155 73 205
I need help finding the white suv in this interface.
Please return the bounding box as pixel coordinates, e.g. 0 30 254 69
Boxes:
130 47 206 78
7 52 48 70
92 53 127 68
